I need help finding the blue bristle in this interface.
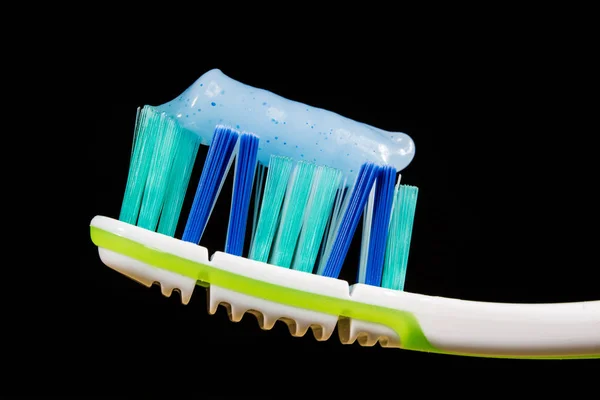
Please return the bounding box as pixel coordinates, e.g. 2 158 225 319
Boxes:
182 126 239 244
320 162 379 278
364 166 397 286
225 133 259 256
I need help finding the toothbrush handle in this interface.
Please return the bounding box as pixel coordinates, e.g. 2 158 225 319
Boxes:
418 299 600 358
352 284 600 358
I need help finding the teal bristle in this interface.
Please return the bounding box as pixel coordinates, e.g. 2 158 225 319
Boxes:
381 182 419 291
136 111 182 231
269 161 316 268
157 129 201 237
248 155 294 263
119 106 160 225
291 165 343 273
117 107 419 291
119 106 199 235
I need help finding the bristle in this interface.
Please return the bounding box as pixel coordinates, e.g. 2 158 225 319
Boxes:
157 129 201 236
248 155 294 263
357 181 376 284
361 166 397 286
251 163 266 243
319 163 380 279
381 183 419 291
182 126 239 244
119 106 199 236
225 133 259 256
291 165 342 273
136 111 183 231
119 106 161 225
319 179 347 268
269 161 317 268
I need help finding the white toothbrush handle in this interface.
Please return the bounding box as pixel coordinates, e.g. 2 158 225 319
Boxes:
350 284 600 358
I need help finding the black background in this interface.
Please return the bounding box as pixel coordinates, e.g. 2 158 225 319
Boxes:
30 24 599 394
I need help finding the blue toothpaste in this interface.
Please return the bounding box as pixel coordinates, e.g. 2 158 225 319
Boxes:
156 69 415 184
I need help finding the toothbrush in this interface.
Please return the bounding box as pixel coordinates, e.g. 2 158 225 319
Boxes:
90 69 600 360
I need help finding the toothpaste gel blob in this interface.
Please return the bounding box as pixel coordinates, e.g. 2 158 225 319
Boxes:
156 69 415 184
